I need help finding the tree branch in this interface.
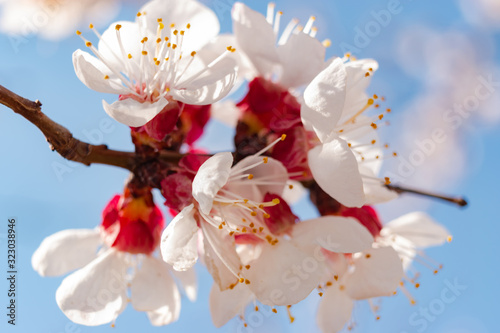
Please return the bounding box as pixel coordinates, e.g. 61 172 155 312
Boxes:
385 184 468 207
0 85 183 171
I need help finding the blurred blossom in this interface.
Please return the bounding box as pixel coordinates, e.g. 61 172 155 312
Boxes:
0 0 120 40
459 0 500 30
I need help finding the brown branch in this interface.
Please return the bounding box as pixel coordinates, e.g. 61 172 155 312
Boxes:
385 184 468 208
0 84 183 171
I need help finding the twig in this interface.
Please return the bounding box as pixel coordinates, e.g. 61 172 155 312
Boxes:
0 84 183 171
386 184 468 208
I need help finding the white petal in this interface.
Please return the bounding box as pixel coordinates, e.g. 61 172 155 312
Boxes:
277 32 326 88
246 241 327 306
281 180 306 204
211 100 241 128
172 58 238 105
308 138 365 207
346 246 404 300
227 155 288 201
317 285 354 333
232 2 279 77
382 212 451 248
55 249 128 326
102 97 169 127
130 256 180 326
301 57 346 142
340 59 379 123
160 205 199 271
98 21 148 74
170 268 197 302
32 228 101 277
209 283 253 328
139 0 220 51
291 216 374 254
72 50 128 95
201 223 241 291
359 166 398 205
192 152 233 215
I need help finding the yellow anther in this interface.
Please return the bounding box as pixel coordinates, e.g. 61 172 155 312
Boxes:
245 279 250 284
249 223 255 228
411 300 416 305
386 108 392 113
322 39 332 47
157 18 163 22
272 198 280 205
115 24 122 30
128 54 132 59
172 44 177 49
263 213 270 219
142 51 148 55
191 51 196 56
365 253 371 258
272 309 277 314
248 174 254 180
76 30 81 35
242 227 247 232
165 37 169 41
281 134 287 141
180 30 185 35
239 278 244 283
371 123 378 129
393 152 398 157
186 23 191 29
218 224 223 229
156 38 162 43
447 236 453 242
367 98 374 105
318 292 323 297
255 306 259 311
373 94 378 99
170 23 175 28
259 227 264 232
371 140 376 144
384 177 391 185
415 283 420 289
137 12 142 17
288 184 293 189
104 75 109 80
250 212 257 217
379 114 384 120
245 265 251 269
376 316 381 320
226 46 233 51
263 157 268 163
89 23 94 29
173 29 178 35
85 41 92 47
333 276 338 282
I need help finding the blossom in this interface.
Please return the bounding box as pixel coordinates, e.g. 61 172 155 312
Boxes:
301 56 396 207
161 136 374 309
232 2 328 89
0 0 119 40
73 0 237 127
31 188 196 326
316 208 451 332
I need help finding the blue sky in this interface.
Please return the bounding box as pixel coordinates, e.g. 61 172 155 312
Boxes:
1 0 499 332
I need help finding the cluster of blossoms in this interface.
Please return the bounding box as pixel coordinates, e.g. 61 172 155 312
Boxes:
32 0 453 331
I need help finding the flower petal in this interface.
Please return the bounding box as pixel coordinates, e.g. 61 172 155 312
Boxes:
301 57 346 142
55 249 128 326
139 0 220 52
32 228 101 277
359 166 398 205
382 212 451 248
277 32 326 88
246 241 327 306
201 223 241 291
72 50 128 95
192 152 233 215
211 100 242 128
291 216 374 254
308 138 365 207
102 97 169 127
130 256 180 326
172 58 238 105
317 285 354 333
170 267 198 302
209 283 253 328
232 2 279 77
160 204 199 271
227 155 288 202
346 246 404 300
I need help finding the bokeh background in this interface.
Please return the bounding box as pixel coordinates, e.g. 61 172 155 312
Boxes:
1 0 499 332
